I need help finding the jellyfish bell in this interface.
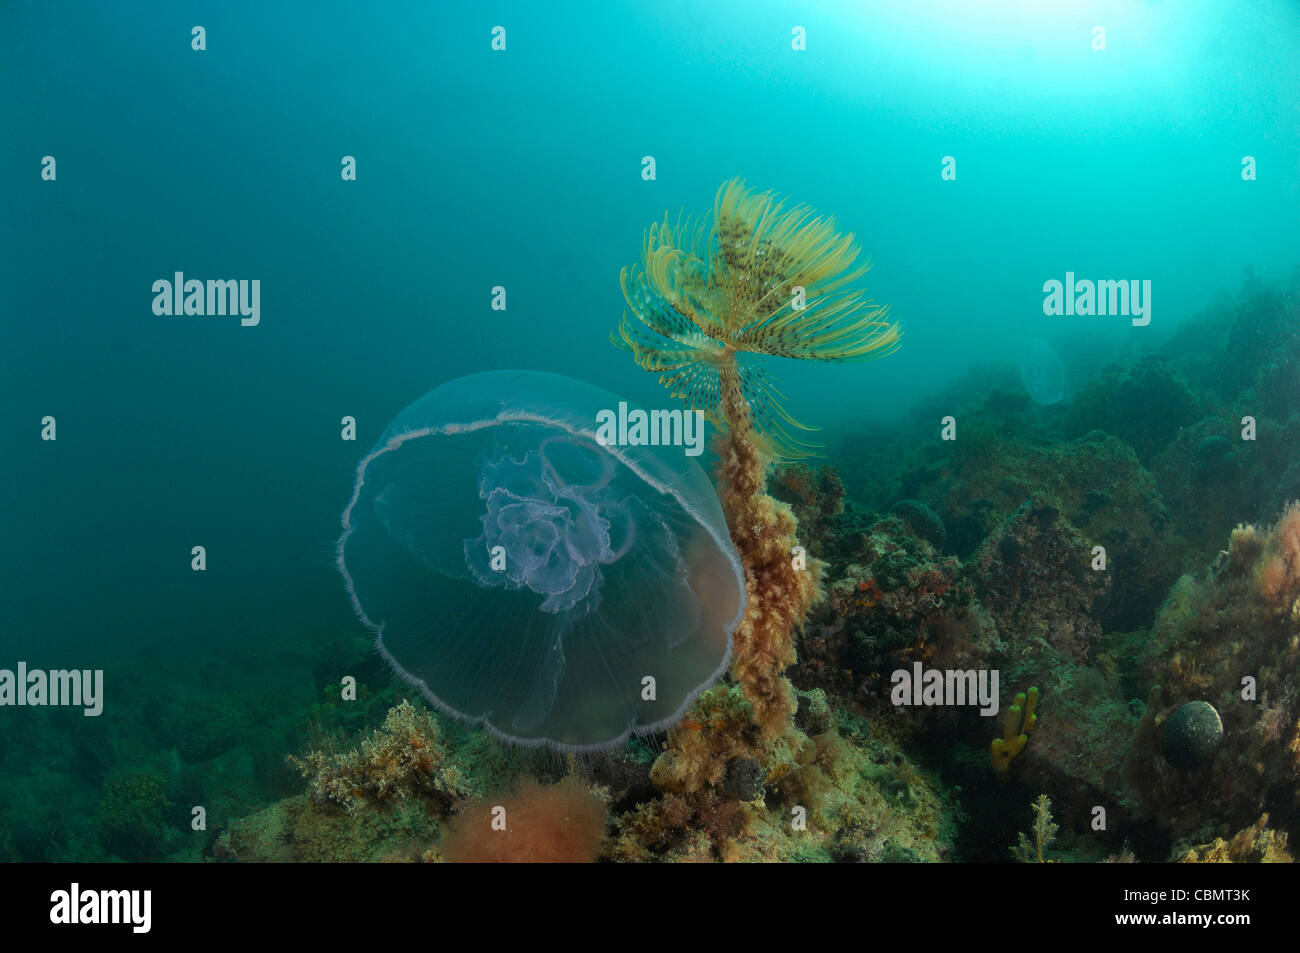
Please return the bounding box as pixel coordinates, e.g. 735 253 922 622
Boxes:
336 370 747 751
1020 338 1065 406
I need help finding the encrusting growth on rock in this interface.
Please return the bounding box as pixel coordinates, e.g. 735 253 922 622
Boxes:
1176 814 1293 863
289 700 472 812
435 778 608 863
717 367 822 742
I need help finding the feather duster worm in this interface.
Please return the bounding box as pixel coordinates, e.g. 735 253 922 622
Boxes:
617 180 900 748
616 178 899 460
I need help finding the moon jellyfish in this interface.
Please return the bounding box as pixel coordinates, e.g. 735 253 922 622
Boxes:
1020 338 1065 405
336 370 747 750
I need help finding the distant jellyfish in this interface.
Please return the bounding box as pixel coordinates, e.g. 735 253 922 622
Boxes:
336 370 747 750
1020 338 1065 405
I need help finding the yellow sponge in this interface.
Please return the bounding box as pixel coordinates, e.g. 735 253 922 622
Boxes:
992 687 1039 774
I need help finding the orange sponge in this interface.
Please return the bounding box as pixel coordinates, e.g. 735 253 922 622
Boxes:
439 779 607 863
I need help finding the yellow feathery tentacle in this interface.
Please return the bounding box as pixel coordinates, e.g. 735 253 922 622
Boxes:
616 178 900 460
734 355 823 460
612 313 727 426
711 178 900 361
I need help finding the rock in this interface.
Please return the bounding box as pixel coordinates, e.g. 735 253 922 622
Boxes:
889 500 946 552
1194 435 1238 485
795 689 834 736
1066 357 1201 463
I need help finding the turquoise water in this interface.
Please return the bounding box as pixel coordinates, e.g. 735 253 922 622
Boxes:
2 1 1298 862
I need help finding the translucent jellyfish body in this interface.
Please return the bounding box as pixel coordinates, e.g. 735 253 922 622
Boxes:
336 370 747 750
1020 338 1065 405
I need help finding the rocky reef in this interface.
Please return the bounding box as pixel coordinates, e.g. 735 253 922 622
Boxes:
1176 814 1293 863
11 273 1298 865
209 686 956 864
197 233 1300 862
1127 503 1300 842
612 684 957 862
